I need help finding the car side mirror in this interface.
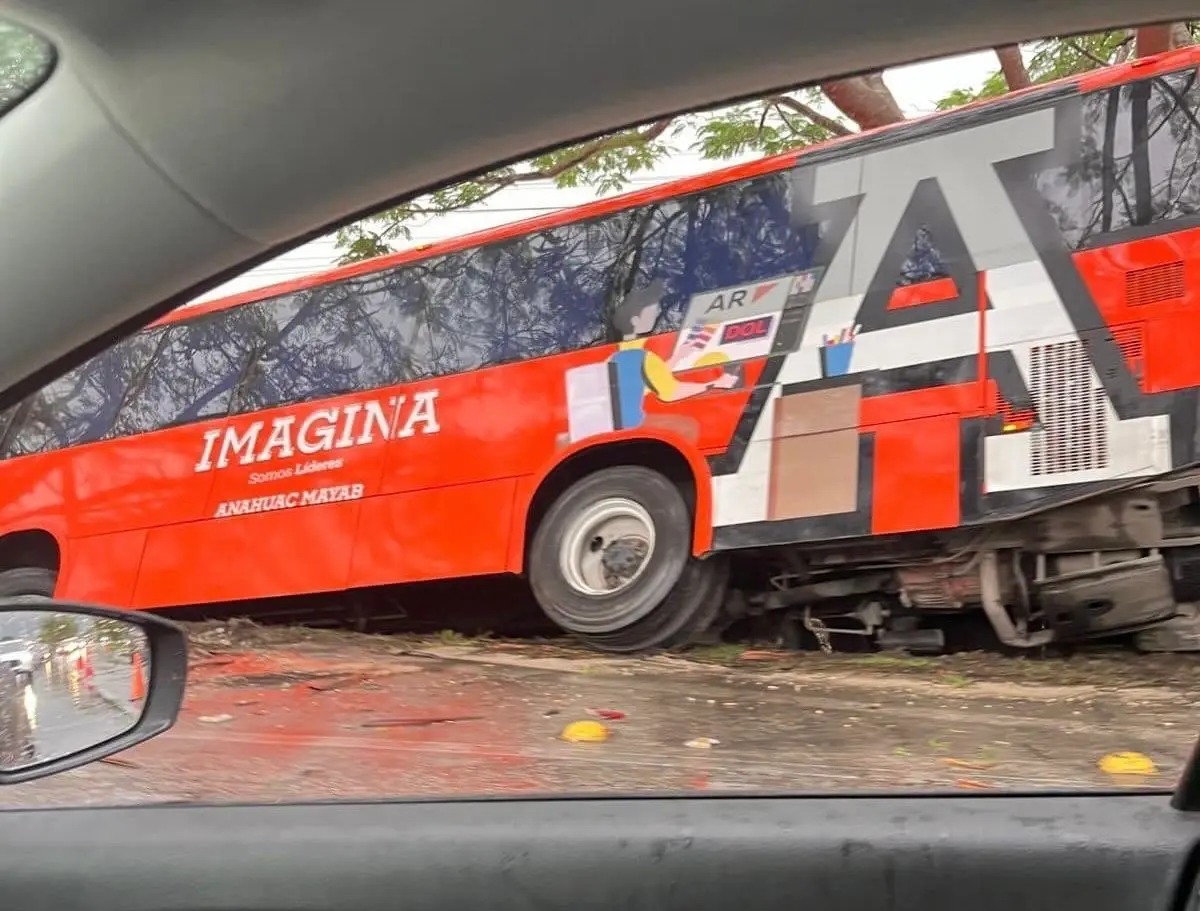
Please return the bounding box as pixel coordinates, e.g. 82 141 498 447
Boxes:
0 600 187 784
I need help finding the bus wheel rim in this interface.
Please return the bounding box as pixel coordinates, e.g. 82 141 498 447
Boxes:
559 497 657 601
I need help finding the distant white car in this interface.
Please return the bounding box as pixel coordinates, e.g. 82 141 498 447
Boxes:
0 637 34 684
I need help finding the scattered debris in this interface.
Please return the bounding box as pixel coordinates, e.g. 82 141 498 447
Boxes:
739 650 789 662
9 619 1196 807
188 656 237 672
304 675 363 692
560 720 610 743
941 758 996 771
587 708 626 721
1098 751 1157 776
361 715 481 728
172 617 1200 692
954 778 993 789
99 756 140 769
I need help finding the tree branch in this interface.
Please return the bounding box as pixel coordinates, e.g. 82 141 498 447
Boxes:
819 73 905 130
767 95 852 135
1135 24 1176 58
368 116 678 226
994 45 1031 91
513 117 676 183
1066 38 1113 67
1113 29 1135 64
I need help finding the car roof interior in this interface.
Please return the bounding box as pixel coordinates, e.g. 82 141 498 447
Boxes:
4 8 1200 911
0 1 1197 406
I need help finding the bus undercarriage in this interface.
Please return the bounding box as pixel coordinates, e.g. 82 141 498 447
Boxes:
718 471 1200 655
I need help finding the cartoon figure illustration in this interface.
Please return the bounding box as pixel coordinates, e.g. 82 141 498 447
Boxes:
607 280 742 430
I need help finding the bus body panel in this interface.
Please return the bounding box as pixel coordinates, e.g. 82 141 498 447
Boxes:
59 529 146 606
33 427 218 540
1074 227 1200 395
349 478 517 587
374 367 544 497
200 394 396 517
705 72 1195 553
0 459 69 543
133 499 362 608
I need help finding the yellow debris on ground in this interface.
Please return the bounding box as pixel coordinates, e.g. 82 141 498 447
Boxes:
1098 751 1157 776
560 720 610 743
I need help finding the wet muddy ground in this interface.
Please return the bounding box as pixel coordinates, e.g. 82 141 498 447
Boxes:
2 622 1196 807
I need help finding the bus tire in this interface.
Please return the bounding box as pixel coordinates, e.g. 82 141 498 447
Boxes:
528 466 728 653
0 567 55 600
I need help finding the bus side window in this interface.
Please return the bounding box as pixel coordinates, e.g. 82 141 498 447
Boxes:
681 171 823 309
1 329 162 458
234 278 418 413
365 268 436 384
503 214 629 360
402 219 622 376
600 204 680 342
421 248 503 376
108 306 275 438
596 172 817 345
1039 66 1200 249
393 251 487 379
897 225 951 285
625 199 690 335
0 406 16 450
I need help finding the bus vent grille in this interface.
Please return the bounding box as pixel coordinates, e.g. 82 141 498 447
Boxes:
1126 261 1184 307
1030 339 1109 476
1111 323 1145 384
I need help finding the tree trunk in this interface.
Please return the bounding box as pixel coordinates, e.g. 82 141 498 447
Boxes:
1170 22 1194 50
1114 29 1135 64
994 45 1031 91
819 73 906 130
1135 24 1177 58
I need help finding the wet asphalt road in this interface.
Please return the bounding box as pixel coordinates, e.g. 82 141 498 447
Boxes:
24 660 138 765
0 636 1193 808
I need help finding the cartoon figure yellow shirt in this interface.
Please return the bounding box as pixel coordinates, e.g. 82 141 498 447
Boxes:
608 336 738 430
632 340 681 399
609 339 676 429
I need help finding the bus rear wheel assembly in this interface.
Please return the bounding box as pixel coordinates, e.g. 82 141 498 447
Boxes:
528 465 727 653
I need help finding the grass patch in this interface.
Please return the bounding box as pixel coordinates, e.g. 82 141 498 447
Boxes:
434 629 492 646
843 654 937 669
686 643 747 664
939 673 973 688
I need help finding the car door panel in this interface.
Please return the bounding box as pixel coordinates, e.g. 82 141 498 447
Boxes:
0 793 1195 911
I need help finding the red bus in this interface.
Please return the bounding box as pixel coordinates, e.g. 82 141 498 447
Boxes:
3 47 1200 654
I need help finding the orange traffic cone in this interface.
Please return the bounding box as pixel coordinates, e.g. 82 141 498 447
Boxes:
130 651 146 703
79 650 96 694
